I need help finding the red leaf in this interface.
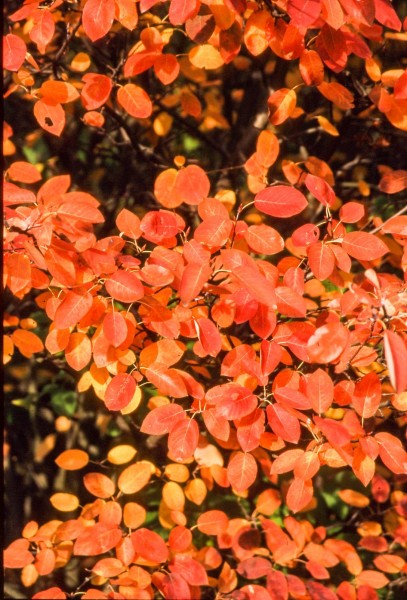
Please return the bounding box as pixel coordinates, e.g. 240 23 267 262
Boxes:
195 317 222 357
170 554 209 585
117 84 153 119
54 292 93 329
144 363 188 398
287 0 321 27
237 557 273 579
353 372 381 420
57 201 104 223
313 416 351 446
227 451 258 492
82 0 115 42
255 186 308 218
168 0 200 25
30 9 55 53
292 223 320 247
306 368 334 414
286 478 314 513
236 409 265 452
105 270 144 303
307 322 349 363
342 232 388 261
140 403 186 435
375 432 407 475
131 528 169 563
32 588 66 600
104 373 136 411
74 523 122 556
304 173 336 206
267 404 301 443
154 54 180 85
270 449 305 475
384 330 407 393
81 74 113 110
168 418 199 461
3 34 26 71
140 210 181 243
374 0 401 31
307 242 335 280
178 262 212 305
8 161 41 183
339 201 365 223
174 165 210 206
207 383 258 420
103 311 128 347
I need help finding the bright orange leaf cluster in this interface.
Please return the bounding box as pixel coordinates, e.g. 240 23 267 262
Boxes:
3 0 407 599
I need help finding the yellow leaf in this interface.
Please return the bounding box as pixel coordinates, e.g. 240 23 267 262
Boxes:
107 444 137 465
50 493 80 512
189 45 224 70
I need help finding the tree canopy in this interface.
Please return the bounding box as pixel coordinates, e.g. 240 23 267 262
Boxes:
3 1 407 599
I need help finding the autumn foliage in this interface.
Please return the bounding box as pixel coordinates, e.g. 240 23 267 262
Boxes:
3 0 407 598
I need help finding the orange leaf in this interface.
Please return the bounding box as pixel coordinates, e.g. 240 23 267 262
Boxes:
174 165 210 206
65 332 92 371
244 224 284 255
4 539 34 568
117 84 153 118
268 89 297 125
35 548 56 576
83 472 115 498
299 49 324 85
140 403 186 435
338 489 370 507
8 161 41 183
92 557 125 577
33 99 65 137
379 169 407 194
373 554 405 574
118 462 152 495
55 449 89 471
39 80 80 104
293 451 320 480
123 502 146 529
355 570 389 589
317 81 354 110
116 208 141 239
11 329 44 358
197 510 229 535
286 477 314 513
